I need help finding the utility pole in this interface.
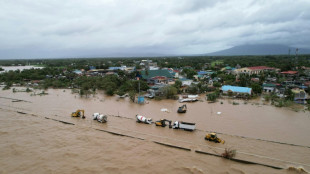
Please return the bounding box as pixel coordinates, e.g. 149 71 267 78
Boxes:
138 78 140 104
295 48 299 69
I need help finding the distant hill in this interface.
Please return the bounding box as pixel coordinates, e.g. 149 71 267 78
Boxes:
207 44 310 56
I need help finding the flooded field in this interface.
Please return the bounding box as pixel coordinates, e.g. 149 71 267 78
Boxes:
1 88 310 173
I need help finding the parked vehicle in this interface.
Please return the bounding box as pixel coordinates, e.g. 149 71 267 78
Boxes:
92 113 107 123
71 109 85 118
136 114 152 124
177 104 187 113
155 119 172 128
172 121 195 131
205 133 225 144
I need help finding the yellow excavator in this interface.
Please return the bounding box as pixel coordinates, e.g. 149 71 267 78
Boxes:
205 133 225 144
177 104 187 113
71 109 85 119
155 119 172 128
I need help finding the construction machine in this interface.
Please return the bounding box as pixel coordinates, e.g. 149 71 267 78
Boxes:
155 119 172 128
205 133 225 144
71 109 85 119
177 104 187 113
136 115 152 124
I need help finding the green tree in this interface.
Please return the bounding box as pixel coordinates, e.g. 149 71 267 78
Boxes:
129 90 136 102
173 80 182 89
207 93 218 102
285 89 295 101
182 69 197 79
213 82 221 87
162 86 177 99
250 83 262 94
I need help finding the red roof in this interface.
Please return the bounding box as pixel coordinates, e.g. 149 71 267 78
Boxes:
280 71 298 74
151 76 167 80
248 66 274 70
304 81 310 86
251 78 259 82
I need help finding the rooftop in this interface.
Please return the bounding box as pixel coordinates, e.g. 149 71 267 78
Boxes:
280 71 298 75
248 66 274 70
141 70 174 79
221 85 252 94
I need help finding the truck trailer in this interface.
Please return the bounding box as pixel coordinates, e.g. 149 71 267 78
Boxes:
172 121 196 131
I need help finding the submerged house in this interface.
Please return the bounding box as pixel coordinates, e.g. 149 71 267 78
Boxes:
263 83 277 93
292 88 308 104
221 85 252 95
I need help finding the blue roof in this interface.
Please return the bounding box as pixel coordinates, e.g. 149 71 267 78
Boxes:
221 85 252 94
198 71 207 75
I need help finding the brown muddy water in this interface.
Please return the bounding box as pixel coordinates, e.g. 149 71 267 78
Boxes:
1 88 310 174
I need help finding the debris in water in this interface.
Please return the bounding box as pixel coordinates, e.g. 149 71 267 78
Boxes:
160 108 170 112
287 166 309 174
222 148 236 159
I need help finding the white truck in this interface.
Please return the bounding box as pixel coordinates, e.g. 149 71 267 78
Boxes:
93 113 107 123
172 121 196 131
136 114 152 124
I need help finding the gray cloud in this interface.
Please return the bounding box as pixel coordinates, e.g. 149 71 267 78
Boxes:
0 0 309 59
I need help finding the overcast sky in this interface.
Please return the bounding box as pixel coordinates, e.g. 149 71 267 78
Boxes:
0 0 309 59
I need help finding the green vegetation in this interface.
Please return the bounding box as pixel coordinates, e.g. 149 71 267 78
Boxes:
207 92 218 102
211 60 223 67
162 86 178 99
0 55 309 108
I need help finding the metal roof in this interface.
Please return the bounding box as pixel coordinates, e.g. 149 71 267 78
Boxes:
221 85 252 94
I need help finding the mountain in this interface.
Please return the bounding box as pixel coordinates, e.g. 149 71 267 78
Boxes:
207 44 310 56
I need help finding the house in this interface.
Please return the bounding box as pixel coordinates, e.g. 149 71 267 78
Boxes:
140 70 174 84
280 71 298 76
179 78 193 86
73 69 83 75
150 76 168 84
234 66 277 75
262 83 277 93
147 84 169 97
221 66 236 73
292 88 308 104
251 78 260 83
221 85 252 95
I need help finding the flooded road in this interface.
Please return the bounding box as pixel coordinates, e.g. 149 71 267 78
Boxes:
1 88 310 173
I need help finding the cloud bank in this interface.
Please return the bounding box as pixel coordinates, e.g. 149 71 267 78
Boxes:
0 0 309 58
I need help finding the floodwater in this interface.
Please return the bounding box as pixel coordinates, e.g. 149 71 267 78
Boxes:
0 66 44 73
1 88 310 174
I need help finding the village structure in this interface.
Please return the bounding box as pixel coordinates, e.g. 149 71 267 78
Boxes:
2 58 309 105
58 59 310 105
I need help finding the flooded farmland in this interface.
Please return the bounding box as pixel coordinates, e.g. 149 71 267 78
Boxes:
1 88 310 174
